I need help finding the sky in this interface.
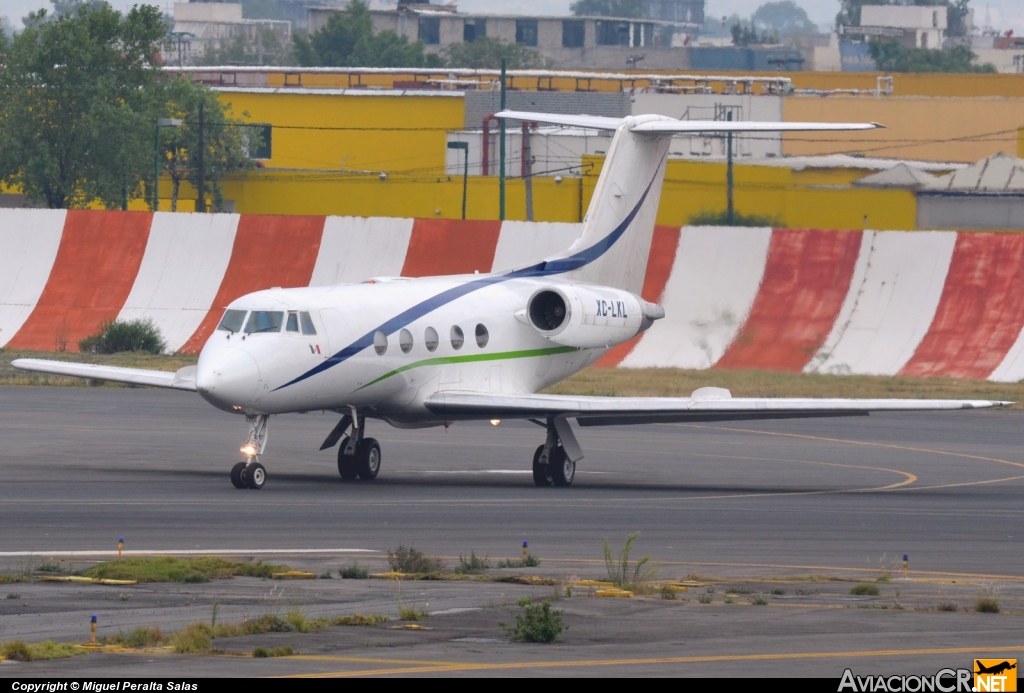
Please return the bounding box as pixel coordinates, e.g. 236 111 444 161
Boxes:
3 0 1023 35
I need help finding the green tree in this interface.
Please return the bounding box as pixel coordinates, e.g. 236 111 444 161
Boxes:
731 22 776 46
156 78 260 211
570 0 645 18
752 1 819 36
293 0 438 68
442 37 550 69
0 3 167 209
869 40 996 72
51 0 107 17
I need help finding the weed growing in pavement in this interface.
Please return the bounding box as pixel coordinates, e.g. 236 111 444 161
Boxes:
749 594 768 606
5 594 19 600
496 554 541 569
771 588 786 595
339 562 369 579
659 585 678 600
849 584 881 596
318 570 333 579
455 551 490 575
697 590 714 604
387 546 445 574
603 532 657 592
937 602 960 612
975 596 1000 613
103 627 165 648
726 586 752 595
393 579 429 621
253 646 295 658
500 601 566 643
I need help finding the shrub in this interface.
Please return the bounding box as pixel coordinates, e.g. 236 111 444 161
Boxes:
604 532 657 591
103 627 164 648
78 319 166 355
849 583 881 596
688 210 781 227
937 602 959 612
501 602 566 643
455 550 490 575
387 545 444 574
253 646 294 658
339 562 369 579
496 554 541 569
975 597 999 613
169 623 213 653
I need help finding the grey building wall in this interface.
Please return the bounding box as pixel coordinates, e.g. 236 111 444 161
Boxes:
464 90 632 130
917 194 1024 230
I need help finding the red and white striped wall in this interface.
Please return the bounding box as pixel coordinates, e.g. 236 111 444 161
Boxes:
2 209 1024 382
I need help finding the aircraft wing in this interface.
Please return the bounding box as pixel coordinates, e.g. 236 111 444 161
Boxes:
11 359 198 392
424 390 1010 426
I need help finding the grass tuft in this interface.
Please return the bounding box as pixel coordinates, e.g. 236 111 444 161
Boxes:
332 614 389 627
849 583 881 596
975 597 1000 613
82 557 286 584
603 532 658 592
387 546 445 575
496 554 541 569
455 550 490 575
1 640 83 662
339 562 369 579
501 601 566 643
937 602 959 612
169 623 213 654
253 646 295 658
102 627 164 648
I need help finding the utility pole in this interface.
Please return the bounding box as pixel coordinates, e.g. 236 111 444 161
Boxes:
499 58 506 221
522 122 533 222
726 111 734 225
197 102 206 213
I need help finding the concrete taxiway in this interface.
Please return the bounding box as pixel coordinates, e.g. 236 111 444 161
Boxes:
0 387 1022 676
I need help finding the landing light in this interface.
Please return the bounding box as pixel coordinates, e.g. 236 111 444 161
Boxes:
490 419 501 426
240 442 258 457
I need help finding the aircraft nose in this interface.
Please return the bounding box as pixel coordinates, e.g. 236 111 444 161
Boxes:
196 348 260 410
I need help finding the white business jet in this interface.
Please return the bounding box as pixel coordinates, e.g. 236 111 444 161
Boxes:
13 111 1009 490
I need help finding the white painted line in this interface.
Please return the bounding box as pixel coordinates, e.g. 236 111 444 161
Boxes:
0 548 379 557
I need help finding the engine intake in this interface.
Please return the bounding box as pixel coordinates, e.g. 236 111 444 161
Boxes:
528 290 568 331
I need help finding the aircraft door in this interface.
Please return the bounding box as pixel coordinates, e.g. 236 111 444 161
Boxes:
316 308 345 399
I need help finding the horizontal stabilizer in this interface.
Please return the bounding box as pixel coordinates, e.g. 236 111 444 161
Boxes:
495 110 883 134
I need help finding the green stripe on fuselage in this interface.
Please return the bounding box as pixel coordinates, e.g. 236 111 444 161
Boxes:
356 346 580 391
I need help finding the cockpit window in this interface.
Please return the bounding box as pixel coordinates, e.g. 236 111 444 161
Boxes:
218 309 247 333
286 312 300 333
244 311 284 334
299 311 317 335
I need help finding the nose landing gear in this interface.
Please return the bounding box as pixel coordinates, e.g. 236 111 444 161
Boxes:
232 415 269 490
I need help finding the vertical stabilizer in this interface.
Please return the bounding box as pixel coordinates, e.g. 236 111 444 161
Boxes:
555 116 672 294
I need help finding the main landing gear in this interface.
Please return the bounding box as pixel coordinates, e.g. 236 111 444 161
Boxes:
232 414 269 490
531 416 583 488
320 409 381 482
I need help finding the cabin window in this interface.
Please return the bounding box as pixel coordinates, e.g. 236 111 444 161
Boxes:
475 323 489 348
244 311 284 334
373 330 388 355
299 311 316 335
286 312 300 333
450 325 464 350
425 327 439 352
399 328 414 354
218 309 247 333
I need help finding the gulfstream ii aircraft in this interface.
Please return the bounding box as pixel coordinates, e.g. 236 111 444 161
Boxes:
13 111 1010 490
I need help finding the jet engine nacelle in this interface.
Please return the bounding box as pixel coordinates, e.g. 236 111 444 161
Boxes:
525 285 664 349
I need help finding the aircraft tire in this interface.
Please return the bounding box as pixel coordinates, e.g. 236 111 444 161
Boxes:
532 445 553 487
337 437 359 480
247 462 266 490
356 439 381 480
549 447 575 487
230 462 247 489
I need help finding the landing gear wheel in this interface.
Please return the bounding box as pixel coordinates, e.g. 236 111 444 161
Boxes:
549 447 575 487
231 462 247 489
246 462 266 490
532 445 553 487
355 438 381 480
337 437 358 480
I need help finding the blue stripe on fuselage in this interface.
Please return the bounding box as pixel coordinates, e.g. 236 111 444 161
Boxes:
273 170 657 391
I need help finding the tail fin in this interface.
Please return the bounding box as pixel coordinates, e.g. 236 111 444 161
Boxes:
496 111 880 294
